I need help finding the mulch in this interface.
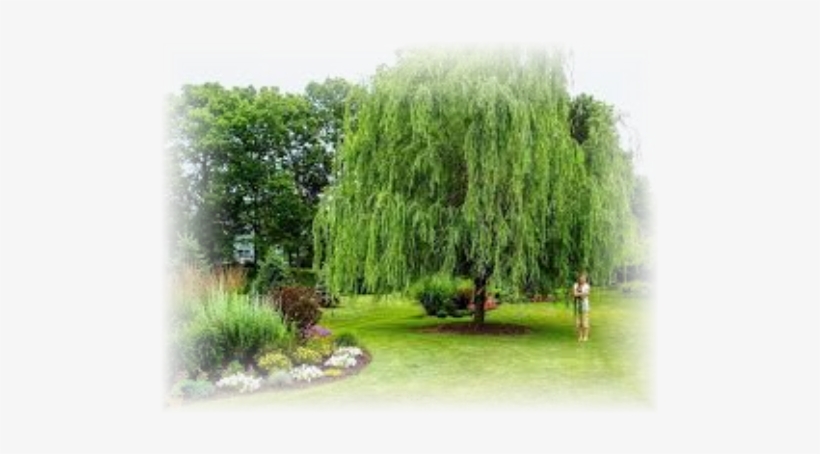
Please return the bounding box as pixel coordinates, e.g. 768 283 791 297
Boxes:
420 322 532 336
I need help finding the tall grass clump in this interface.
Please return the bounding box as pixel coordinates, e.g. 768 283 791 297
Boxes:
213 265 248 294
170 267 296 377
170 265 249 321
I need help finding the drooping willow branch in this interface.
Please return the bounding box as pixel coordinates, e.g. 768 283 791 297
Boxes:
314 46 638 309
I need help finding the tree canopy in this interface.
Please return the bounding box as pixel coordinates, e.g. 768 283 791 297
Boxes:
166 78 354 268
313 46 640 321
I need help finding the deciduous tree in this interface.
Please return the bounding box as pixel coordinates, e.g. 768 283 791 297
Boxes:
314 46 639 323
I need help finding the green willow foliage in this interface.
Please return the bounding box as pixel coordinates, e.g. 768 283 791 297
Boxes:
314 46 637 297
568 94 638 284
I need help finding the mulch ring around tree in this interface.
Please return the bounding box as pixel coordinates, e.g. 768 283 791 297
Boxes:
420 322 531 336
168 351 372 407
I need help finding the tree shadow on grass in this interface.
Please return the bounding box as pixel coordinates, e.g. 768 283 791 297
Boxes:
419 322 531 335
358 312 578 341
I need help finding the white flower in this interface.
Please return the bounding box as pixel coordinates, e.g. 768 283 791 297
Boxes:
290 364 324 382
216 372 262 393
334 347 363 357
324 352 357 368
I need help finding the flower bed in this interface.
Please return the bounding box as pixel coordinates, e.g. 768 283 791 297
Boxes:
167 328 370 406
216 372 263 393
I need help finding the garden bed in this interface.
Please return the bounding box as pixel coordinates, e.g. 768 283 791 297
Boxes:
278 350 371 391
167 349 372 407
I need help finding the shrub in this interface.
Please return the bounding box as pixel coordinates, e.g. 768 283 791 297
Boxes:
334 332 359 347
551 287 573 307
174 318 224 375
214 294 294 365
174 289 296 376
216 372 262 393
410 273 459 317
488 281 515 304
269 286 322 333
290 346 323 365
323 368 344 377
306 337 334 358
170 379 216 400
290 364 324 382
453 280 474 311
266 370 293 388
291 268 318 287
257 351 293 374
224 360 244 376
252 247 291 296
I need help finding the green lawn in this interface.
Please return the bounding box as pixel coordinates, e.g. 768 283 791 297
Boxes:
189 288 652 409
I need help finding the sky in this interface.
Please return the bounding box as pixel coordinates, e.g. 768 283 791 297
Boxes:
1 1 819 453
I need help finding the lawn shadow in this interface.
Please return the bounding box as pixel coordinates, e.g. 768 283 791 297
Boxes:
356 310 579 341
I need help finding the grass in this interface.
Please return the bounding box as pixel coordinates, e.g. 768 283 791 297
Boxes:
186 287 652 409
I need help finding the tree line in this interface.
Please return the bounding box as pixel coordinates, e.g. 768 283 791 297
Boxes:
166 78 357 269
167 48 652 303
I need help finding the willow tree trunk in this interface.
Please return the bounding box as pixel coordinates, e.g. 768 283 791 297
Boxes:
473 275 488 324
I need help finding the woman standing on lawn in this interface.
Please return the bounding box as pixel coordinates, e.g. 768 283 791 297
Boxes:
572 272 591 342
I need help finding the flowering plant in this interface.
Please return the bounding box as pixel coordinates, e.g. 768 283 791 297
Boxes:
306 337 334 357
335 346 363 357
290 364 324 382
266 370 294 387
216 372 262 393
258 351 292 373
323 346 363 369
304 324 332 338
291 346 323 365
324 353 356 368
170 379 215 400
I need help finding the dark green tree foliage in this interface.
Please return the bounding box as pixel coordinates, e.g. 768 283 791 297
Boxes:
167 80 354 267
314 46 638 322
302 78 356 202
251 246 291 296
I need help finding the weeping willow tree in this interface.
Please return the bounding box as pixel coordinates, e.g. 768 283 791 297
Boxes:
314 46 637 323
568 93 638 285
